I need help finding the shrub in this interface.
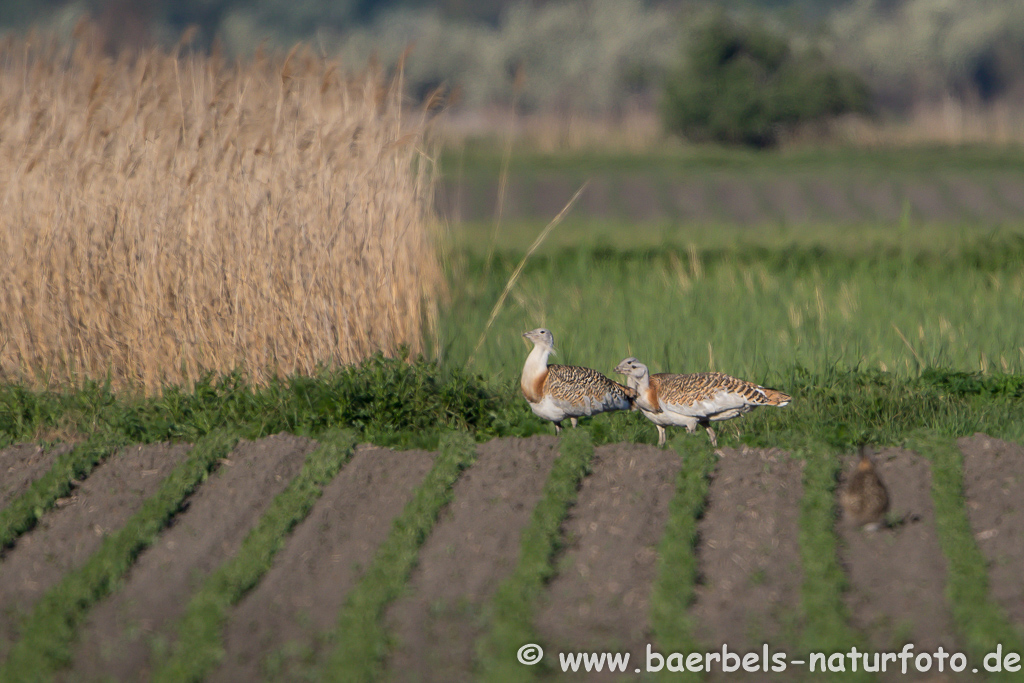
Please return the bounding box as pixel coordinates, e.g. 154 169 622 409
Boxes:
662 14 870 147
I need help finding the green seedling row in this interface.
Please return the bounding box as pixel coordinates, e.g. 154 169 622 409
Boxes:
0 433 129 551
797 442 872 683
0 429 239 683
648 437 716 683
906 431 1024 682
320 430 479 683
152 429 358 683
475 428 595 683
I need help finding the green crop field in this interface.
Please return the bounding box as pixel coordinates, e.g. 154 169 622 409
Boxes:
441 232 1024 381
432 208 1024 446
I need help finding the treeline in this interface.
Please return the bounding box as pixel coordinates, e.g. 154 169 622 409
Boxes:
0 0 853 34
5 0 1024 146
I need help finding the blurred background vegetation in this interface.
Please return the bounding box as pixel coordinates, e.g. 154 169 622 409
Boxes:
7 0 1024 149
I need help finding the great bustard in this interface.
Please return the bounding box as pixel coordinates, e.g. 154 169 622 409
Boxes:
520 329 636 433
613 357 791 447
840 446 890 531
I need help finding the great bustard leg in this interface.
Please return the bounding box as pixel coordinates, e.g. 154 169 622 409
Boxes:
554 421 562 434
657 426 666 447
706 425 718 447
570 417 578 429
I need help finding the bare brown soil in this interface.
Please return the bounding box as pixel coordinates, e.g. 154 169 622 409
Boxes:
959 434 1024 630
902 181 952 223
993 178 1024 213
836 448 959 681
0 443 189 660
580 177 614 219
0 443 67 510
807 179 860 223
944 177 1012 223
850 180 903 223
210 445 437 683
438 173 1024 225
533 176 581 220
670 181 716 223
384 436 560 682
534 442 681 679
67 433 315 683
691 447 804 656
2 435 1022 681
714 179 764 225
762 179 812 225
619 177 668 223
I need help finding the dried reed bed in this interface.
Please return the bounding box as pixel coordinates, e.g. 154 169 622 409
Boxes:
838 99 1024 147
0 27 441 391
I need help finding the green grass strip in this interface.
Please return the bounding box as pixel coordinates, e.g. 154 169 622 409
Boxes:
648 437 716 682
0 429 238 683
151 429 358 683
797 443 871 683
475 428 594 683
321 430 479 683
0 433 129 551
906 431 1024 681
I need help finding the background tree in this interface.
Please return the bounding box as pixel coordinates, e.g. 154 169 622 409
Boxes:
662 13 869 147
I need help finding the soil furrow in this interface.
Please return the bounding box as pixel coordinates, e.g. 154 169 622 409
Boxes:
902 181 952 222
836 448 959 679
958 434 1024 630
670 181 715 223
620 176 668 223
65 433 314 682
210 445 437 683
691 447 803 656
808 178 862 223
0 444 68 510
714 178 763 225
944 176 1011 223
850 180 902 222
533 442 680 676
762 178 812 225
384 435 560 683
0 443 189 659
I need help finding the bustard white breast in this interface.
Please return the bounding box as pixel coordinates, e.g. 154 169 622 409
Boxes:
521 329 636 434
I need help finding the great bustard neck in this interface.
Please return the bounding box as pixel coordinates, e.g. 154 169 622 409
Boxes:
522 343 552 384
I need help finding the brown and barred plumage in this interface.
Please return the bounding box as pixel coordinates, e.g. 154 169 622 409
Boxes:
544 364 637 408
649 372 791 409
614 357 791 447
521 328 635 433
840 446 890 531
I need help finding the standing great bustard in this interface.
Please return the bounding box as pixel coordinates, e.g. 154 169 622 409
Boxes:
521 329 636 434
613 357 790 447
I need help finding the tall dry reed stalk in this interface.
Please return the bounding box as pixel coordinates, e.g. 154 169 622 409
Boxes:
838 99 1024 147
0 24 442 392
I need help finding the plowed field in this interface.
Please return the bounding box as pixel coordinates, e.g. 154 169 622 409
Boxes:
1 433 1022 681
438 172 1024 226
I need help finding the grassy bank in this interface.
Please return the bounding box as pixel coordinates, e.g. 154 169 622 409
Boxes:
3 357 1023 453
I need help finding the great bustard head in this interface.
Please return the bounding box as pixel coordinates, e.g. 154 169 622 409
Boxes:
614 357 648 382
523 328 556 354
